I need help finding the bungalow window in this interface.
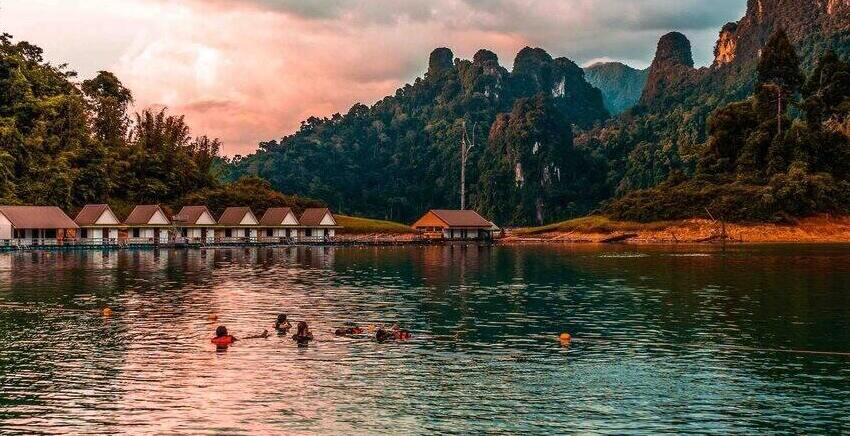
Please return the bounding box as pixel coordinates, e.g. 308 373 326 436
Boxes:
132 228 140 238
266 229 273 237
305 229 313 237
14 229 25 239
45 229 57 239
225 229 232 238
80 229 88 239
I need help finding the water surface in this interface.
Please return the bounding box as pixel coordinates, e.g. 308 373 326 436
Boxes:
1 245 849 434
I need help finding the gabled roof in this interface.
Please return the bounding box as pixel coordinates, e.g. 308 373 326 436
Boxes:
259 207 298 226
124 205 170 225
0 206 79 229
299 208 337 226
218 207 258 226
422 210 493 228
74 204 120 226
175 206 216 225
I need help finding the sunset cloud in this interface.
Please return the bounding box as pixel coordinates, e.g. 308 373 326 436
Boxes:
0 0 745 155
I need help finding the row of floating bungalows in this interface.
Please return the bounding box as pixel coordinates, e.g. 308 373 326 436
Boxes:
0 205 341 247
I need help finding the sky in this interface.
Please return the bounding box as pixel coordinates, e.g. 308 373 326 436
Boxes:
0 0 746 155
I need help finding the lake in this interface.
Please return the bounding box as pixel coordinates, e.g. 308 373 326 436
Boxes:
1 244 849 434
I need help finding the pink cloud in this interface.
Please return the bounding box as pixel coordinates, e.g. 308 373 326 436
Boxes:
110 1 528 155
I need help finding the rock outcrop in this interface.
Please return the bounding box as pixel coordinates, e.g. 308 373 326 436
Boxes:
428 47 454 76
639 32 701 106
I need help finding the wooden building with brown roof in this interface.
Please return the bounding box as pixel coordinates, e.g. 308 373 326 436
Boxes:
216 207 259 240
0 206 79 245
298 208 340 241
124 205 171 244
258 207 299 241
74 204 121 243
412 210 498 240
173 206 217 243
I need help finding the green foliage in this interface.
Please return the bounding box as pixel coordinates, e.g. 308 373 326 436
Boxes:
229 47 609 225
758 29 804 95
0 32 309 213
180 176 324 217
609 38 850 223
477 94 607 225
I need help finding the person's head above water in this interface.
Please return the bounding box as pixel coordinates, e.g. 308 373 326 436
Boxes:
276 314 288 325
295 321 309 336
215 325 228 338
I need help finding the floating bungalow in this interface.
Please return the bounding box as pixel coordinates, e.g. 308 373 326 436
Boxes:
124 205 171 244
1 202 353 249
173 206 217 243
217 207 259 241
258 207 299 242
412 209 498 240
74 204 121 244
299 208 340 242
0 206 79 246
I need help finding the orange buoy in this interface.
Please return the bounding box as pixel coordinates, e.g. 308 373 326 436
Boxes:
559 332 572 345
207 314 218 321
102 307 113 317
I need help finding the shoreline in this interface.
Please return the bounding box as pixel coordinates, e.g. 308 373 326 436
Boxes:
503 215 850 245
4 214 850 253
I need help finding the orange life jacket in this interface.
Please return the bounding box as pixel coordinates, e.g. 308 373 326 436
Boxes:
211 335 235 346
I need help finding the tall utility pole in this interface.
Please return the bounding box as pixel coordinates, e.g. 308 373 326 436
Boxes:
460 120 476 210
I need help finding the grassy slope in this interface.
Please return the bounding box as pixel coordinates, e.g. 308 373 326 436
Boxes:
334 215 414 235
514 215 676 236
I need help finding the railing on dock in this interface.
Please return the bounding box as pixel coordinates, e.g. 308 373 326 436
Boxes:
0 235 338 251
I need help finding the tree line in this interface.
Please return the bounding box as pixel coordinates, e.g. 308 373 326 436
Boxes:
0 33 316 218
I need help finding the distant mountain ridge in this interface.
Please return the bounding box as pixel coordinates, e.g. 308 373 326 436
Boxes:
583 62 648 114
228 0 850 225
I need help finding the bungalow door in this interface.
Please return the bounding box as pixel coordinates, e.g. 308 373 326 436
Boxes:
153 228 160 244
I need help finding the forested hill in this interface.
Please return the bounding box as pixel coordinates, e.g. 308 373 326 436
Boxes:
231 0 850 226
229 47 610 226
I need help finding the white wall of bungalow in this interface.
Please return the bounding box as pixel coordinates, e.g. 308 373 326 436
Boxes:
125 206 171 244
258 208 300 241
75 205 122 243
298 208 339 241
174 207 217 243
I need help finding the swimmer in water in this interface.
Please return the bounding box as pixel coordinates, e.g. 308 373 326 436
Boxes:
291 321 314 346
275 313 292 334
335 324 365 337
391 324 412 340
211 326 269 348
375 325 412 342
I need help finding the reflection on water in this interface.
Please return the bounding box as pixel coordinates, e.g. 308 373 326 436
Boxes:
1 245 850 434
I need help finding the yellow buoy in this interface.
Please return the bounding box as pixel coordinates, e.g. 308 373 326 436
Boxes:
207 314 218 321
102 307 113 317
367 324 376 333
559 332 572 345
